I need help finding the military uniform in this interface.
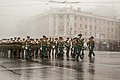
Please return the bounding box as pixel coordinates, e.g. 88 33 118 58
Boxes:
81 38 85 59
73 38 78 58
65 38 70 58
87 36 95 58
58 37 64 59
41 36 47 59
47 39 51 58
54 38 58 58
76 34 83 60
24 40 32 60
50 38 55 57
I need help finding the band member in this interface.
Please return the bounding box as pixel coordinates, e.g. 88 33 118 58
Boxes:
65 37 70 58
47 38 51 58
54 38 58 58
41 35 47 59
81 38 85 59
58 37 64 59
51 38 55 57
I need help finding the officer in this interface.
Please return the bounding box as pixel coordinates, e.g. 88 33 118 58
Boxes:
76 34 83 61
41 35 47 59
88 36 95 58
65 37 70 58
58 37 64 59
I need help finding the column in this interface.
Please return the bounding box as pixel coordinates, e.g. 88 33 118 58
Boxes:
64 14 67 36
69 14 75 38
55 14 59 35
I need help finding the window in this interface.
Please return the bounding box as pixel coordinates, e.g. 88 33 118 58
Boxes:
111 21 113 25
90 32 92 36
85 25 87 28
94 33 96 37
59 15 63 19
80 16 82 21
75 15 77 20
85 32 87 36
90 18 92 22
80 31 82 34
112 28 113 32
95 19 97 23
80 24 82 28
94 26 96 30
85 17 87 21
74 30 77 34
90 25 92 30
108 28 109 31
75 23 77 27
67 15 69 19
108 21 110 25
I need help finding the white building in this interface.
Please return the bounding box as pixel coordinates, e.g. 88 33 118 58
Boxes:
36 7 120 42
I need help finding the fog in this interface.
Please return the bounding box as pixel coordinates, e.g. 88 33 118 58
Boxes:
0 0 120 38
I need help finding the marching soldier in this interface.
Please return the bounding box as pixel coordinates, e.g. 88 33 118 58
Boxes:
54 38 58 58
24 36 32 60
72 37 78 58
87 36 95 58
58 37 65 59
65 37 70 58
41 35 47 59
76 34 83 61
51 38 55 58
47 38 51 58
81 38 85 59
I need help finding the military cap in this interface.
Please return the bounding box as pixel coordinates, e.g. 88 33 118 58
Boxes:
78 34 82 36
67 37 69 39
59 37 63 40
81 38 84 40
18 37 21 40
43 35 46 38
90 36 94 39
27 36 30 39
55 38 58 40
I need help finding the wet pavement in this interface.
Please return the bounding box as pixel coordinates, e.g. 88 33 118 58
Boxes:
0 51 120 80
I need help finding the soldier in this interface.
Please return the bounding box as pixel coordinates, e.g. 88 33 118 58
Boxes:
81 38 85 59
47 38 51 58
54 38 58 58
58 37 64 59
41 35 47 59
87 36 95 58
51 38 55 58
65 37 70 58
76 34 83 61
24 36 32 60
72 37 78 58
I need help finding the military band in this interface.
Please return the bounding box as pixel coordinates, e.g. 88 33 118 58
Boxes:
0 34 96 61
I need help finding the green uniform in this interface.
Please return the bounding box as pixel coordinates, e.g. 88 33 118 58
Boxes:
58 40 64 59
41 39 47 59
65 40 70 58
88 40 95 57
76 38 83 60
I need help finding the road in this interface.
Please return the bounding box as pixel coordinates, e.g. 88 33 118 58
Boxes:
0 51 120 80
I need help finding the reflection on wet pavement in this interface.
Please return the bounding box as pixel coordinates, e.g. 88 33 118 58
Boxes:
0 51 120 80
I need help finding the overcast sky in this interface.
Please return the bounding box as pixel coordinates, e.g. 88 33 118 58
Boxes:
0 0 120 38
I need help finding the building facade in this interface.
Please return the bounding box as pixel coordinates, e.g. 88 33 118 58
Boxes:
36 8 120 43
